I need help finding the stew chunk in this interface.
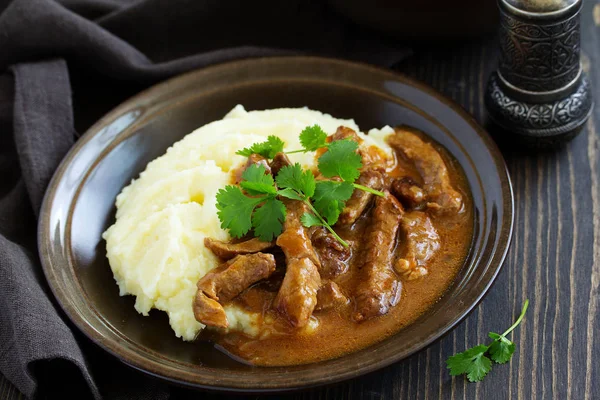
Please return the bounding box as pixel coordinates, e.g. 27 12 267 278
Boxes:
388 127 462 213
354 192 404 321
395 211 440 280
193 253 276 328
204 237 275 260
391 177 426 209
270 152 292 177
316 281 349 311
338 169 384 226
311 227 351 279
274 200 322 327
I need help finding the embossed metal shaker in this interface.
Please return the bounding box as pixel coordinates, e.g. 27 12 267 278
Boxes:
485 0 593 146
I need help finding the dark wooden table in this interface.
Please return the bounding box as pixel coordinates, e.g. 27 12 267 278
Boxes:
2 2 599 399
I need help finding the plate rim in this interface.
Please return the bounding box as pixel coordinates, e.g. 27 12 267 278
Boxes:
38 55 514 392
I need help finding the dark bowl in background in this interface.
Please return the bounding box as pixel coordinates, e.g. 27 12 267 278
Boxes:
38 56 513 392
328 0 499 39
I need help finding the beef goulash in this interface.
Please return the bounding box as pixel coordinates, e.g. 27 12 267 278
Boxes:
194 125 473 366
387 126 463 214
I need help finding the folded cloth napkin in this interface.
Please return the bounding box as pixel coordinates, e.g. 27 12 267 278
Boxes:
0 1 410 398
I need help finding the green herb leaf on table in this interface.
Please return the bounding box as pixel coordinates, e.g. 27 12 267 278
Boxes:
251 197 286 241
239 164 277 195
317 139 363 182
236 135 285 159
487 333 516 364
446 345 492 383
446 300 529 382
215 186 265 238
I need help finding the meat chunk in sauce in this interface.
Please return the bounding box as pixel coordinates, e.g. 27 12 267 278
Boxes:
354 192 404 322
330 126 362 143
391 177 426 210
270 152 292 177
338 169 384 226
193 253 276 328
395 211 440 280
274 200 321 327
311 227 352 278
387 127 462 213
234 153 271 184
316 281 349 311
204 237 275 260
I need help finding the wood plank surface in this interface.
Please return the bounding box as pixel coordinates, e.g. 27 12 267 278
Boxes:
1 1 598 399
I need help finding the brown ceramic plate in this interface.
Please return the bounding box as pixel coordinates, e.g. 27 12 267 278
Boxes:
38 56 513 392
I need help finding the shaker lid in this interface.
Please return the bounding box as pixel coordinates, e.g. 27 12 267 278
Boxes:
505 0 576 12
500 0 581 20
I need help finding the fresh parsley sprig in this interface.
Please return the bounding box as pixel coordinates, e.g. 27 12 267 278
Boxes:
236 125 384 197
286 125 329 153
221 125 389 246
276 164 352 247
215 164 285 242
446 300 529 382
235 135 285 159
216 163 352 247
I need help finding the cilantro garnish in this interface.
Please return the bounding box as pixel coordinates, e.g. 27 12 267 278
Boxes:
251 197 286 241
276 164 349 247
300 212 322 227
236 135 285 159
275 162 316 198
446 300 529 382
215 185 264 239
216 164 283 241
312 180 354 226
287 125 328 154
239 164 277 196
317 139 363 182
217 124 387 246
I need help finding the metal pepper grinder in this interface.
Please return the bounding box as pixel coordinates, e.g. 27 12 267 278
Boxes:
485 0 593 147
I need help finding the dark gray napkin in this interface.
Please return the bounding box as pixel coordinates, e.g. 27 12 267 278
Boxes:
0 1 410 398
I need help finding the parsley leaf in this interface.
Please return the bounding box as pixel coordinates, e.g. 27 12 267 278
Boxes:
216 165 286 241
236 135 285 159
447 345 492 382
251 197 286 241
488 333 516 364
239 164 277 195
317 139 362 182
300 212 322 227
215 186 265 238
446 300 529 383
299 125 328 152
277 188 304 201
312 181 355 225
275 164 348 247
275 163 316 198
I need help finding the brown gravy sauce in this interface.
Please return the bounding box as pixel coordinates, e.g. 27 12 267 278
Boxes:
205 132 473 366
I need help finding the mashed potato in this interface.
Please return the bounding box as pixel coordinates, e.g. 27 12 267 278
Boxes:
103 105 393 340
